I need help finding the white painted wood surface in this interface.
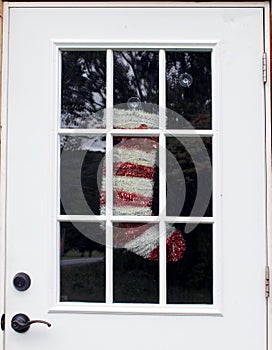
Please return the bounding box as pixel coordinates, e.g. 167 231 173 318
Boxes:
1 4 269 350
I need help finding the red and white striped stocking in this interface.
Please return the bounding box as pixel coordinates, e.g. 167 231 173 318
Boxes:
100 109 186 262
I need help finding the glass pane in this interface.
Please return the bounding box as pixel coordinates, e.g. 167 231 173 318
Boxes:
61 51 106 128
60 136 105 215
113 51 159 126
166 51 212 129
60 222 105 302
166 137 212 217
113 223 159 303
167 224 213 304
112 137 159 216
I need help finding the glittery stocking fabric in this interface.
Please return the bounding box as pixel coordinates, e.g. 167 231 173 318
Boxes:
100 109 186 262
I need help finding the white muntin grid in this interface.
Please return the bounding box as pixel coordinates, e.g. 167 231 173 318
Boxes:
56 44 219 315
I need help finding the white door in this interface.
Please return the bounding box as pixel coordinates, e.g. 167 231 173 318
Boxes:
3 4 268 350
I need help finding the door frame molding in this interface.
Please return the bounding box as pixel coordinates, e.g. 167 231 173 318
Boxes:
0 2 270 349
2 1 271 8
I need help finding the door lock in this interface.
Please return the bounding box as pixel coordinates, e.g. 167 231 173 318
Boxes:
11 314 51 333
13 273 31 291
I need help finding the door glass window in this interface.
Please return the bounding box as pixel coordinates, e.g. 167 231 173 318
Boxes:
114 50 159 109
166 51 211 129
61 51 106 129
60 222 105 302
113 223 159 303
59 49 214 307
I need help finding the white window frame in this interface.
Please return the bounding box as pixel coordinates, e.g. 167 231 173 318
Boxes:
51 41 220 315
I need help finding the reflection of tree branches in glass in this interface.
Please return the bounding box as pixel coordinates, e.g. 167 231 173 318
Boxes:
114 51 159 105
60 135 106 153
167 224 213 304
61 51 211 129
166 137 212 217
61 51 106 128
166 52 212 129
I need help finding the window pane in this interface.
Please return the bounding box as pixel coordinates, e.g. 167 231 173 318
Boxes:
60 136 105 215
166 51 212 129
61 51 106 128
60 222 105 302
112 137 159 216
167 224 213 304
113 223 159 303
114 51 159 124
166 137 212 217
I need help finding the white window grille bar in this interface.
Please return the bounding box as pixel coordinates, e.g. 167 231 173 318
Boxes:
165 130 213 137
211 48 219 308
111 130 213 136
211 48 218 227
58 128 213 137
57 48 62 217
106 49 114 129
110 129 161 136
57 215 214 224
159 49 167 304
58 129 106 135
164 216 214 223
106 220 113 304
57 132 61 221
106 49 114 303
110 215 160 223
159 49 166 131
57 215 107 222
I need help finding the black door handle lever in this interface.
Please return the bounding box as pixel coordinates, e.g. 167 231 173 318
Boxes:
11 313 51 333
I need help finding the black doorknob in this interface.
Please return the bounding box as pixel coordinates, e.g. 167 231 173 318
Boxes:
11 314 51 333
